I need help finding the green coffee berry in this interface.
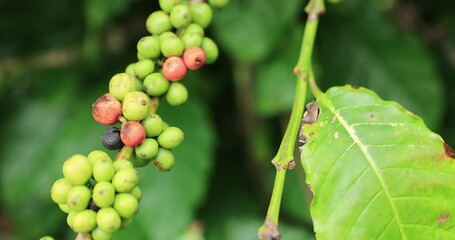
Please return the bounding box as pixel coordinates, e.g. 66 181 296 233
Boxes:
59 204 71 214
125 63 136 76
190 2 213 28
63 154 92 185
67 185 91 212
141 113 165 137
72 209 97 233
134 59 155 79
135 138 159 159
51 178 73 204
129 186 142 201
39 236 55 240
113 159 134 171
113 193 139 218
166 82 188 106
159 31 177 41
96 207 122 233
67 211 77 228
137 52 145 60
87 150 111 165
92 157 116 182
170 4 191 28
152 148 175 171
112 167 139 193
91 227 113 240
146 11 172 35
143 73 170 97
122 91 150 121
201 37 218 64
92 181 116 208
130 154 151 168
159 0 180 13
160 35 185 57
158 126 184 148
209 0 229 8
109 73 138 101
184 23 204 36
182 32 203 49
137 36 161 59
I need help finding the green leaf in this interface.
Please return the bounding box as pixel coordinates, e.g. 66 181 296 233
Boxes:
300 85 455 239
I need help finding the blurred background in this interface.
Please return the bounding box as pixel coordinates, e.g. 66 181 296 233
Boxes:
0 0 454 239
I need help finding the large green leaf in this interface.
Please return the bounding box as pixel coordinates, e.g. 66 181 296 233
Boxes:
300 86 455 239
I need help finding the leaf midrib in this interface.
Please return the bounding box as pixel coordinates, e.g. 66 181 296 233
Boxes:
320 96 407 239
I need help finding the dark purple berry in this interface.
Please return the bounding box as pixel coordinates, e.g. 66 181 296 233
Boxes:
102 127 124 150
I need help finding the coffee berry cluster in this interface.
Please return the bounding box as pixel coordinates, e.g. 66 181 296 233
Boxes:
48 0 227 239
51 151 140 239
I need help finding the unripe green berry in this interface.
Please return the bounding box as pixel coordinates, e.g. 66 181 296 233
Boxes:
160 35 185 57
59 204 71 213
67 185 91 212
112 167 139 193
39 236 55 240
201 37 218 64
130 155 151 168
109 73 138 101
143 73 170 97
184 23 204 36
87 150 111 165
190 3 213 28
91 227 113 240
158 126 184 148
159 31 177 41
67 211 77 228
166 82 188 106
134 59 155 79
114 193 139 218
96 208 122 233
92 157 116 182
137 36 161 59
92 181 115 208
63 154 92 185
125 63 136 76
141 113 165 137
72 210 97 233
51 178 73 204
209 0 229 8
153 148 175 171
129 186 142 201
122 91 150 121
135 138 159 159
170 4 192 28
159 0 180 13
113 160 134 171
146 11 172 35
182 32 203 49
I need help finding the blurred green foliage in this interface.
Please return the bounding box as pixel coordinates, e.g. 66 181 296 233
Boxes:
0 0 454 239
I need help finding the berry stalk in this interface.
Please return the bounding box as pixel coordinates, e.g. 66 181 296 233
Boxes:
258 0 325 239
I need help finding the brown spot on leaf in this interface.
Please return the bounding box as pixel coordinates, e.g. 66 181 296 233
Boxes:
444 143 454 159
299 101 320 144
369 113 376 119
334 131 339 140
288 160 296 170
438 214 451 227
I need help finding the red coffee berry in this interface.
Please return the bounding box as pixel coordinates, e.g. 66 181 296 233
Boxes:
162 56 187 81
183 47 206 70
120 121 146 147
92 93 122 126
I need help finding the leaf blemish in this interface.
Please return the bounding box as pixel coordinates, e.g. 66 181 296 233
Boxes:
438 213 451 227
444 143 454 159
369 113 376 119
299 101 320 144
334 131 339 140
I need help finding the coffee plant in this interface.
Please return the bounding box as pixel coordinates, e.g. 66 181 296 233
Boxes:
1 0 455 239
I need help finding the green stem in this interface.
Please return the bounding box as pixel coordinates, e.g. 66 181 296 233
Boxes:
259 1 324 239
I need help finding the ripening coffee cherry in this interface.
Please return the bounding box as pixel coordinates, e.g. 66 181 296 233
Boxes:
152 148 175 171
134 59 155 79
113 193 139 218
159 0 180 13
158 126 184 149
141 113 165 137
166 82 188 106
183 47 206 70
102 127 124 150
113 160 134 171
190 2 213 28
92 93 122 126
72 209 97 233
170 4 191 28
122 91 150 121
143 72 170 97
109 73 138 101
87 150 111 164
63 154 92 185
96 207 122 233
162 56 187 81
112 167 139 193
92 181 116 208
137 36 161 59
201 37 218 64
120 121 146 147
51 178 73 204
146 11 172 35
91 227 113 240
67 185 91 211
209 0 229 8
160 35 185 57
182 32 203 49
184 23 204 36
135 138 159 159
